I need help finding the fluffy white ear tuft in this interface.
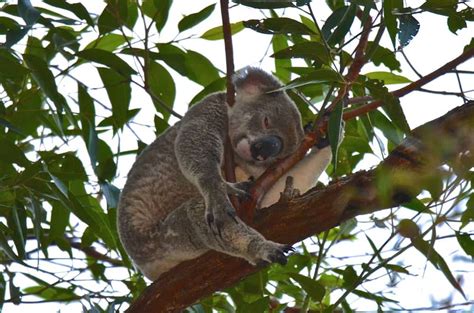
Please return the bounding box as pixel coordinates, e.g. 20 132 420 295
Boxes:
232 67 282 100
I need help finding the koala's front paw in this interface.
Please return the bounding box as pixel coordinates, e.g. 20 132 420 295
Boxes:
254 241 295 266
225 180 253 201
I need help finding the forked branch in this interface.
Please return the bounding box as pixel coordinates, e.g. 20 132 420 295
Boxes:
126 102 474 313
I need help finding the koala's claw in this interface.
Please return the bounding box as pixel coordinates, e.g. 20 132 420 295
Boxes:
226 181 252 201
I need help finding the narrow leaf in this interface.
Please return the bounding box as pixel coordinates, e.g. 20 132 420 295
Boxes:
77 49 136 76
328 100 344 170
288 273 325 302
456 232 474 258
412 237 466 298
244 17 316 35
98 67 131 130
201 22 244 40
178 4 215 32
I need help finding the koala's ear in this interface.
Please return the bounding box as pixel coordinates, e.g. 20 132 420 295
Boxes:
232 67 282 99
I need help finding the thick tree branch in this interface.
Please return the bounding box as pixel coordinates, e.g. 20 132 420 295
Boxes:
126 101 474 313
239 47 474 219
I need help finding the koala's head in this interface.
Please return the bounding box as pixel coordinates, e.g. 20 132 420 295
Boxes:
228 67 304 167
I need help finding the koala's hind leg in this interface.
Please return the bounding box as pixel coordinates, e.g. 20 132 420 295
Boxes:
182 199 293 266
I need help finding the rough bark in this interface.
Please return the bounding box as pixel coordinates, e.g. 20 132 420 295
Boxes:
126 101 474 313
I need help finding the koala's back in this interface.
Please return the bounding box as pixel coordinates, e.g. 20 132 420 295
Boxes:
117 122 199 262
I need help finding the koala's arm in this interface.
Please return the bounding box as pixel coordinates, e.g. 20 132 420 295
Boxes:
175 97 235 224
259 145 332 208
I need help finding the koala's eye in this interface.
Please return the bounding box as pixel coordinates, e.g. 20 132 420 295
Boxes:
263 117 270 129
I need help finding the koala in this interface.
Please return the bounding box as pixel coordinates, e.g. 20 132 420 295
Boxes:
117 68 337 280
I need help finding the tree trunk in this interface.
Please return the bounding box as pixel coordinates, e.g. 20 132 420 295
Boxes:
126 101 474 313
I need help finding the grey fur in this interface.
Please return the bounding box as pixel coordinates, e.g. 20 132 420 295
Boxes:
117 68 336 280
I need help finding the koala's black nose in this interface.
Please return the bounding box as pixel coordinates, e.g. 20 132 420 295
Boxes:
250 136 282 161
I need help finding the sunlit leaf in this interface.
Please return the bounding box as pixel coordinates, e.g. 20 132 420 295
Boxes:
201 22 244 40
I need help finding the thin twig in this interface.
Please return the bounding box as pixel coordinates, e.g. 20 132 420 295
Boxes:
344 46 474 120
220 0 238 209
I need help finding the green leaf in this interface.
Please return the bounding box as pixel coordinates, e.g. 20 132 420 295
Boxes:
190 77 226 105
234 0 310 8
366 42 401 71
23 285 78 301
384 264 409 274
365 71 411 84
370 110 403 145
8 205 26 259
456 232 474 258
85 34 128 51
342 265 358 288
0 138 29 167
0 51 29 79
49 202 69 243
98 3 123 34
154 115 170 135
100 182 120 209
244 17 315 35
461 195 474 228
0 223 21 262
0 274 5 311
147 61 176 120
352 289 398 303
412 237 466 298
272 34 291 82
184 50 220 87
328 99 343 170
27 196 44 254
447 14 467 34
77 49 136 76
18 0 41 26
201 22 244 40
383 0 403 47
43 0 93 25
421 0 457 9
178 4 215 32
23 53 67 114
324 4 357 46
142 0 172 32
288 273 325 302
98 67 131 130
271 42 330 64
282 69 343 90
398 15 420 47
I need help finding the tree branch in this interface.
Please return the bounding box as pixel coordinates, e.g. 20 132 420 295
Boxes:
344 46 474 120
220 0 238 203
126 102 474 313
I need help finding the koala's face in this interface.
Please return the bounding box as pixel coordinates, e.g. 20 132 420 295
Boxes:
228 75 304 168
